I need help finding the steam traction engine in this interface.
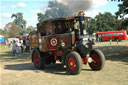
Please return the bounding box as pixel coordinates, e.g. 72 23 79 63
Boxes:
29 12 105 75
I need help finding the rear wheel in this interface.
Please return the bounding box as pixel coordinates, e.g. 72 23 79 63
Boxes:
65 52 82 75
89 49 105 71
32 50 46 69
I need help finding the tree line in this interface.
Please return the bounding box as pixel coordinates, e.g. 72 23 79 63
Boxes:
0 12 36 39
89 0 128 34
0 0 127 39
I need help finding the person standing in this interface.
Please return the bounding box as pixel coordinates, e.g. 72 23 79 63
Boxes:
20 41 24 53
23 39 26 53
25 39 30 53
15 41 19 54
115 37 119 44
109 37 112 45
97 37 100 42
17 41 21 54
12 40 17 56
117 38 119 44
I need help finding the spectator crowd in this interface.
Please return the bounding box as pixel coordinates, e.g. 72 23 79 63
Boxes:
12 38 30 56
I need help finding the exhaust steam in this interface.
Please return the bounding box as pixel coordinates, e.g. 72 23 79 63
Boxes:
56 0 92 13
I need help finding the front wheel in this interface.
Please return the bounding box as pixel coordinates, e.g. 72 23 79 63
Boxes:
65 52 82 75
89 49 105 71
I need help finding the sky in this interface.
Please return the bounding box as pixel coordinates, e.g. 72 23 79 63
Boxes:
0 0 122 29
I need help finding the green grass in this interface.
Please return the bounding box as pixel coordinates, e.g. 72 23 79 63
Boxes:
0 44 7 48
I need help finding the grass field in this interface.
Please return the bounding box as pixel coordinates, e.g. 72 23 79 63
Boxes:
0 40 128 85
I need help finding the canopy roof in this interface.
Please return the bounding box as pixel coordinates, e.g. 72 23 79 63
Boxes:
37 16 90 25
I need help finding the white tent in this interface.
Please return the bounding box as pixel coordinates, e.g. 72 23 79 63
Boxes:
8 38 19 43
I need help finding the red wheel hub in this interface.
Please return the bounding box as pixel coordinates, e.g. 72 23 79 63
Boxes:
68 57 76 70
91 54 100 66
34 55 38 65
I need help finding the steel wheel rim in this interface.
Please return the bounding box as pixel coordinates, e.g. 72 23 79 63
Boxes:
91 54 100 67
68 57 77 71
34 55 38 65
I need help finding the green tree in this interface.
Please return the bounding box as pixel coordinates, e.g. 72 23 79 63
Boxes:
95 12 117 31
108 0 122 1
37 13 46 23
26 26 36 34
115 0 128 30
11 12 26 29
88 12 123 34
87 19 97 35
4 22 21 38
0 29 6 37
115 0 128 17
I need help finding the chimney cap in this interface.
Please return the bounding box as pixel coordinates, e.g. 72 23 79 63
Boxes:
78 11 85 16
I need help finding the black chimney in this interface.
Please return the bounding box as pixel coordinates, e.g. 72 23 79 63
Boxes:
78 11 85 35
